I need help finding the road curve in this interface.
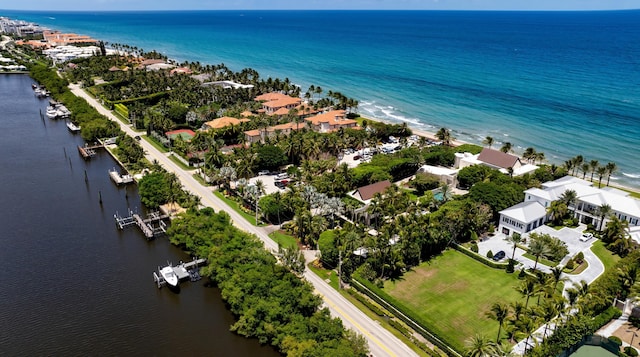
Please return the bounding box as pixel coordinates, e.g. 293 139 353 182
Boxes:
69 84 418 357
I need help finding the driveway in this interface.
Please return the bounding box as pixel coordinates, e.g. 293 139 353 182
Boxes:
477 233 552 273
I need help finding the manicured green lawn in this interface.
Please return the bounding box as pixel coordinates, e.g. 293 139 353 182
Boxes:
269 231 298 249
591 240 620 272
384 249 525 351
522 252 558 267
213 190 259 226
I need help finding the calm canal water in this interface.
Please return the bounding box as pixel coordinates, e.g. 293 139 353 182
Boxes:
0 74 278 356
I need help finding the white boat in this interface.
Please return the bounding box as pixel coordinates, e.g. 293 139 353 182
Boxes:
45 106 58 119
66 121 81 132
159 265 179 287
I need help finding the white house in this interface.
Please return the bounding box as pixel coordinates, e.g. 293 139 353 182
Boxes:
498 201 547 237
499 175 640 237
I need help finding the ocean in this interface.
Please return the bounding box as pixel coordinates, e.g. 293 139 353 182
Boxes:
3 10 640 188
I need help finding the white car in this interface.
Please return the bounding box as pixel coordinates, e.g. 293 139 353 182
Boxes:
580 233 594 242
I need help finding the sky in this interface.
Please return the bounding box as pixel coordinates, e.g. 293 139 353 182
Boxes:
2 0 640 11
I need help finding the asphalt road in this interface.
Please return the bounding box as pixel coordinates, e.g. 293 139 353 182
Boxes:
69 84 418 357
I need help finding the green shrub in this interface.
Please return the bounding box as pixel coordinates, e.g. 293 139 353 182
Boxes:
518 269 527 279
608 335 622 346
347 288 386 317
565 259 575 270
486 250 493 259
575 252 584 264
506 259 515 273
625 346 639 357
470 243 479 253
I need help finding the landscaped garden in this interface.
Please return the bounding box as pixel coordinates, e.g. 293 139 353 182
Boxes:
383 249 524 351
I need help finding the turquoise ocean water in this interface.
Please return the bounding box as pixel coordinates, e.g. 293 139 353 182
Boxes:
3 10 640 188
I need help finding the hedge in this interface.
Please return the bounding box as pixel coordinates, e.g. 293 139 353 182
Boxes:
114 103 129 119
346 288 386 317
452 244 509 270
351 273 462 356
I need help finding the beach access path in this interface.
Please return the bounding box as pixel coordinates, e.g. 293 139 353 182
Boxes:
69 83 418 357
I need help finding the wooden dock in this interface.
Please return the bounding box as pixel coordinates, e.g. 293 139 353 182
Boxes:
78 143 104 160
114 209 169 239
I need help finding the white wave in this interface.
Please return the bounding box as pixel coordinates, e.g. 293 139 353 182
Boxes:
622 172 640 179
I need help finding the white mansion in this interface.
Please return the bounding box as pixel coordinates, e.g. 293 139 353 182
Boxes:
498 176 640 237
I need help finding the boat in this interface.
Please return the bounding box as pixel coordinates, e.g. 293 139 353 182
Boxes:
159 265 179 287
66 121 81 132
45 105 58 119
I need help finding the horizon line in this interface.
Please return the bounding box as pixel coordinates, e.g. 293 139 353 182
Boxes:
2 8 640 13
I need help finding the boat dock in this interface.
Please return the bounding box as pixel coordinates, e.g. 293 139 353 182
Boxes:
78 143 104 160
109 168 134 185
153 258 207 288
114 209 169 239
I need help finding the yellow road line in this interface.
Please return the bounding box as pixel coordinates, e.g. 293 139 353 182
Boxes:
314 288 397 357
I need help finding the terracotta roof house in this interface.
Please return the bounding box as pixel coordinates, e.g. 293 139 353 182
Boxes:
477 148 523 171
203 116 249 131
141 59 166 66
254 92 302 115
243 122 304 144
305 110 358 133
351 180 392 203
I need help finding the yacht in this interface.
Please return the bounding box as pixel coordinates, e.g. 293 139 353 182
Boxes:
159 265 178 287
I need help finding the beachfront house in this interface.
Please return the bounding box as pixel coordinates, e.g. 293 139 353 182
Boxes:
255 92 302 115
454 147 538 176
305 110 358 133
417 165 458 187
498 175 640 237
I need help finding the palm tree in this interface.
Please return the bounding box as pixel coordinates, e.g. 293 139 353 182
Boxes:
505 233 523 262
573 155 584 176
596 166 607 188
500 142 512 153
579 163 590 180
605 162 617 186
547 200 568 225
596 203 612 232
589 159 599 182
436 127 453 146
486 302 510 343
464 334 497 357
527 236 549 271
482 136 494 148
549 266 567 291
517 278 537 309
534 152 545 165
517 316 538 355
523 147 536 163
560 189 578 215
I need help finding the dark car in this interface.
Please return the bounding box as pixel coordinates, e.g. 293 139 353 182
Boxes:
492 250 506 261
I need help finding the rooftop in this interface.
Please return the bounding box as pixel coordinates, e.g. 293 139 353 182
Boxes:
204 116 249 130
477 147 521 170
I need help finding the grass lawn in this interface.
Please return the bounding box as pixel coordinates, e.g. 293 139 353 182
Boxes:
590 240 620 272
522 253 558 267
269 231 298 249
307 264 432 357
213 190 260 226
384 249 525 351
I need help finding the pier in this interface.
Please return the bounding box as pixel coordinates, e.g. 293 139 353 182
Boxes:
114 209 169 239
78 143 104 160
153 258 207 288
109 167 134 185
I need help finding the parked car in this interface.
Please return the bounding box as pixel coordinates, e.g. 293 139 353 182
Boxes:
353 155 361 161
258 170 270 176
274 173 288 180
492 250 506 261
274 181 285 189
580 233 594 242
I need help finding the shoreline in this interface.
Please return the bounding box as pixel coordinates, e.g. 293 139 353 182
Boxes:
360 114 640 195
